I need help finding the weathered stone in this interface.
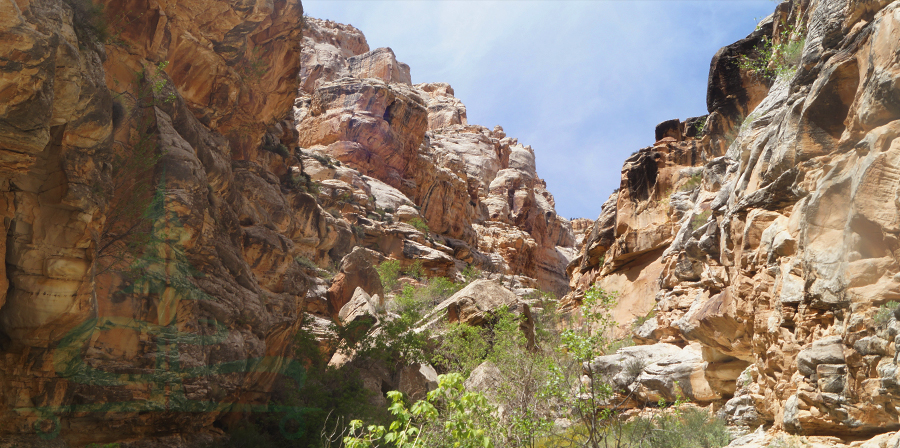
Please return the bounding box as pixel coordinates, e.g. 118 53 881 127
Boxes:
797 337 845 377
327 246 386 317
338 287 380 338
396 363 438 402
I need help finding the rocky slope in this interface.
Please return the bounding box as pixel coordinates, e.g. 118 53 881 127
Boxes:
0 2 574 446
569 0 900 444
296 17 576 296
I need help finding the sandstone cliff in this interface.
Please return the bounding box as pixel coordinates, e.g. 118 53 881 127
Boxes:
0 3 574 446
295 17 576 296
569 0 900 442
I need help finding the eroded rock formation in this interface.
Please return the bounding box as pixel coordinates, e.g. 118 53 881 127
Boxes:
569 0 900 442
294 17 576 296
0 3 574 446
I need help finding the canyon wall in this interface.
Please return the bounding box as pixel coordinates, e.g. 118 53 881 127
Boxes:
0 2 574 446
570 0 900 441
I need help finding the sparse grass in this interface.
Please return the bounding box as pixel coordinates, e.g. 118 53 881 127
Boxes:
235 46 268 84
409 217 430 233
679 174 702 192
625 357 647 381
767 435 811 448
604 337 634 355
875 301 899 327
461 265 482 283
311 152 335 168
537 407 731 448
295 256 318 270
691 210 712 229
737 20 806 81
633 309 656 329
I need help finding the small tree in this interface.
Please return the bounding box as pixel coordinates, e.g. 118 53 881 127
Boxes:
343 373 497 448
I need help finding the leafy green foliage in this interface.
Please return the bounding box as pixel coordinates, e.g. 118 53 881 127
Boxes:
343 373 496 448
404 261 425 280
391 277 462 323
408 218 430 234
429 323 490 377
692 117 707 137
377 260 402 291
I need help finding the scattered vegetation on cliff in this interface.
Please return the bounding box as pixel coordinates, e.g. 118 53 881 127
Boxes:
691 210 712 229
408 218 430 234
737 20 806 81
679 173 703 192
875 301 899 327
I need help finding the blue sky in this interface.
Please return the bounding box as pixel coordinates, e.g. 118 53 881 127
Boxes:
302 0 778 220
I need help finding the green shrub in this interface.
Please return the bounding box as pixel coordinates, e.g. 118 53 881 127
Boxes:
679 173 702 192
633 309 656 329
404 260 425 280
691 210 712 229
875 301 899 327
408 218 430 233
737 20 806 81
461 265 482 283
430 323 490 377
692 117 707 137
262 142 290 158
344 373 497 448
295 256 318 270
390 277 462 322
376 260 402 291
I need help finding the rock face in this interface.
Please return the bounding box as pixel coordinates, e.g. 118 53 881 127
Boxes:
569 0 900 440
296 18 576 295
0 0 341 445
0 4 574 445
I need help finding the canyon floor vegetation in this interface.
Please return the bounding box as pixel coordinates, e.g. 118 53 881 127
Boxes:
220 278 732 448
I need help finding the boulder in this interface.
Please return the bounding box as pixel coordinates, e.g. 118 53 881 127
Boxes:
588 343 720 403
719 393 764 427
465 361 504 407
327 246 385 318
423 280 535 346
797 336 845 377
396 363 439 402
338 287 380 339
587 343 684 390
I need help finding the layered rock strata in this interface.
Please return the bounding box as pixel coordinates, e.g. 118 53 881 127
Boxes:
569 0 900 440
0 3 575 446
296 18 576 296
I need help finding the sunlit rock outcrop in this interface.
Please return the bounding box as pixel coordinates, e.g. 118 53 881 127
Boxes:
569 0 900 441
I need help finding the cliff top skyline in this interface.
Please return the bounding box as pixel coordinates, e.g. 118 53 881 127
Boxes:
303 0 777 219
